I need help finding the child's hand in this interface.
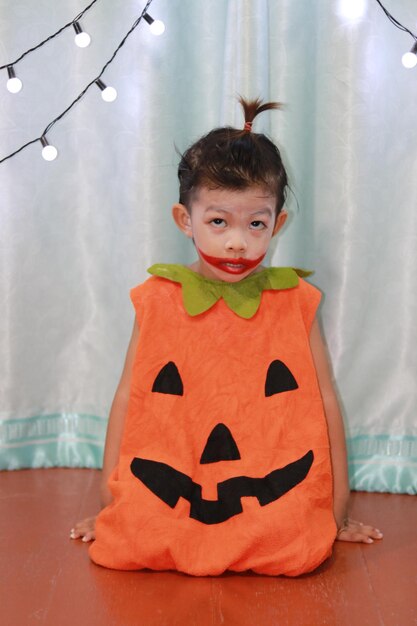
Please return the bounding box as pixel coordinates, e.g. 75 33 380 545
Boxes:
336 517 383 544
70 516 96 542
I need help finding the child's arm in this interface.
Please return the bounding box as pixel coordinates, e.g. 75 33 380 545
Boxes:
309 318 383 544
70 319 140 542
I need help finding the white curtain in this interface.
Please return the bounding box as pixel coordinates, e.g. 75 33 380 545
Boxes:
0 0 416 493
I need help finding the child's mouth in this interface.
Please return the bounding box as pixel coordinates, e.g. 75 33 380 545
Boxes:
198 249 265 275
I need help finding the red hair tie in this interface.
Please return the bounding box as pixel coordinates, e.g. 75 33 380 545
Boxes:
244 121 253 132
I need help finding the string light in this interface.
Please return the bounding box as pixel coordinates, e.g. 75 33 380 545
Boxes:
143 13 166 36
6 66 22 93
40 137 58 161
337 0 367 20
95 79 117 102
73 22 91 48
0 0 99 72
0 0 155 164
374 0 417 68
402 42 417 69
0 0 411 165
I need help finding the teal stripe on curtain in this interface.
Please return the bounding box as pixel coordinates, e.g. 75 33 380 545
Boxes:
347 436 417 495
0 414 105 470
1 414 416 494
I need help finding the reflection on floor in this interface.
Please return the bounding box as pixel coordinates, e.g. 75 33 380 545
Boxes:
1 468 415 626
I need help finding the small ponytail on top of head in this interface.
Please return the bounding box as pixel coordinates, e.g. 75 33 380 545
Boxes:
178 96 288 215
238 96 283 132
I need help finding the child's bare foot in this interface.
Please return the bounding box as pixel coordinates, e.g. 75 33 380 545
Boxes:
336 518 383 544
70 516 96 542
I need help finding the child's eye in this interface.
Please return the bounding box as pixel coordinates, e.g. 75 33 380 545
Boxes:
250 220 267 230
210 218 226 227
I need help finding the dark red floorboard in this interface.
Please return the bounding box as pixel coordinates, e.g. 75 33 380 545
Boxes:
1 469 415 626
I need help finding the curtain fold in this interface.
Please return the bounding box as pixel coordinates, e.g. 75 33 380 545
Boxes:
0 0 416 493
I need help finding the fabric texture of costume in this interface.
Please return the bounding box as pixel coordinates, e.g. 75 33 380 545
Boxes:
89 266 337 576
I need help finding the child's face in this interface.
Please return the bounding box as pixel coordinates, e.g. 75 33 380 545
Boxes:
173 186 287 282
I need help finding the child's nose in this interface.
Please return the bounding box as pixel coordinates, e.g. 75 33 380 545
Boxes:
225 230 247 252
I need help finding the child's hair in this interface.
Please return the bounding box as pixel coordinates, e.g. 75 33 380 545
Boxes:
178 97 288 215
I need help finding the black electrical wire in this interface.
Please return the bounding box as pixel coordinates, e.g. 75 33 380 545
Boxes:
374 0 417 41
0 0 100 70
4 1 411 164
0 0 154 164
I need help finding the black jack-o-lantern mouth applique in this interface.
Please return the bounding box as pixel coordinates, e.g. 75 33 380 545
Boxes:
130 360 314 525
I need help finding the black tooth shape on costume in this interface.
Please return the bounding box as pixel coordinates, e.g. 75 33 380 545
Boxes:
200 423 241 464
130 450 314 525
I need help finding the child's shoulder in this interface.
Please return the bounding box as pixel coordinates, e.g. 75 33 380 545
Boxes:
130 271 178 304
260 266 322 304
130 264 200 303
295 274 322 299
288 275 322 332
260 268 322 331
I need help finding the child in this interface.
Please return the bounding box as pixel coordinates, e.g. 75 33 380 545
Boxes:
71 98 383 576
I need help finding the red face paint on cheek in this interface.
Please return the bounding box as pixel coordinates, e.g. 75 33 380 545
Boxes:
198 249 266 275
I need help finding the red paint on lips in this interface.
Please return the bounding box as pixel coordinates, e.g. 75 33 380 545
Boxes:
198 249 266 275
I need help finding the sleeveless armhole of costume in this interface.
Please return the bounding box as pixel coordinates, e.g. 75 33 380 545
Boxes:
296 278 322 334
130 285 142 324
129 278 158 325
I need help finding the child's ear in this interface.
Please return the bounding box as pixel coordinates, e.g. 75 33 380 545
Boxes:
172 203 193 238
272 210 288 236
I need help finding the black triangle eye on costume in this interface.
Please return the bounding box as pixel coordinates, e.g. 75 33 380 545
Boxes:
152 361 184 396
265 360 298 396
152 359 298 398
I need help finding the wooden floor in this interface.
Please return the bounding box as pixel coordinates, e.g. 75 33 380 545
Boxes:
0 469 416 626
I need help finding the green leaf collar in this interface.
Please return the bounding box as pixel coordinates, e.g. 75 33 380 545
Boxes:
147 264 312 319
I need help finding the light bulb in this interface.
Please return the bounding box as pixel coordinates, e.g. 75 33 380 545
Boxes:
7 77 23 93
402 43 417 69
337 0 366 20
42 145 58 161
101 86 117 102
73 22 91 48
150 20 165 36
6 66 22 93
40 137 58 161
95 79 117 102
143 13 165 36
402 52 417 68
75 32 91 47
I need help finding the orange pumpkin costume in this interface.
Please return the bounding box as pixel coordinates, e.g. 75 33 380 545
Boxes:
89 265 337 576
